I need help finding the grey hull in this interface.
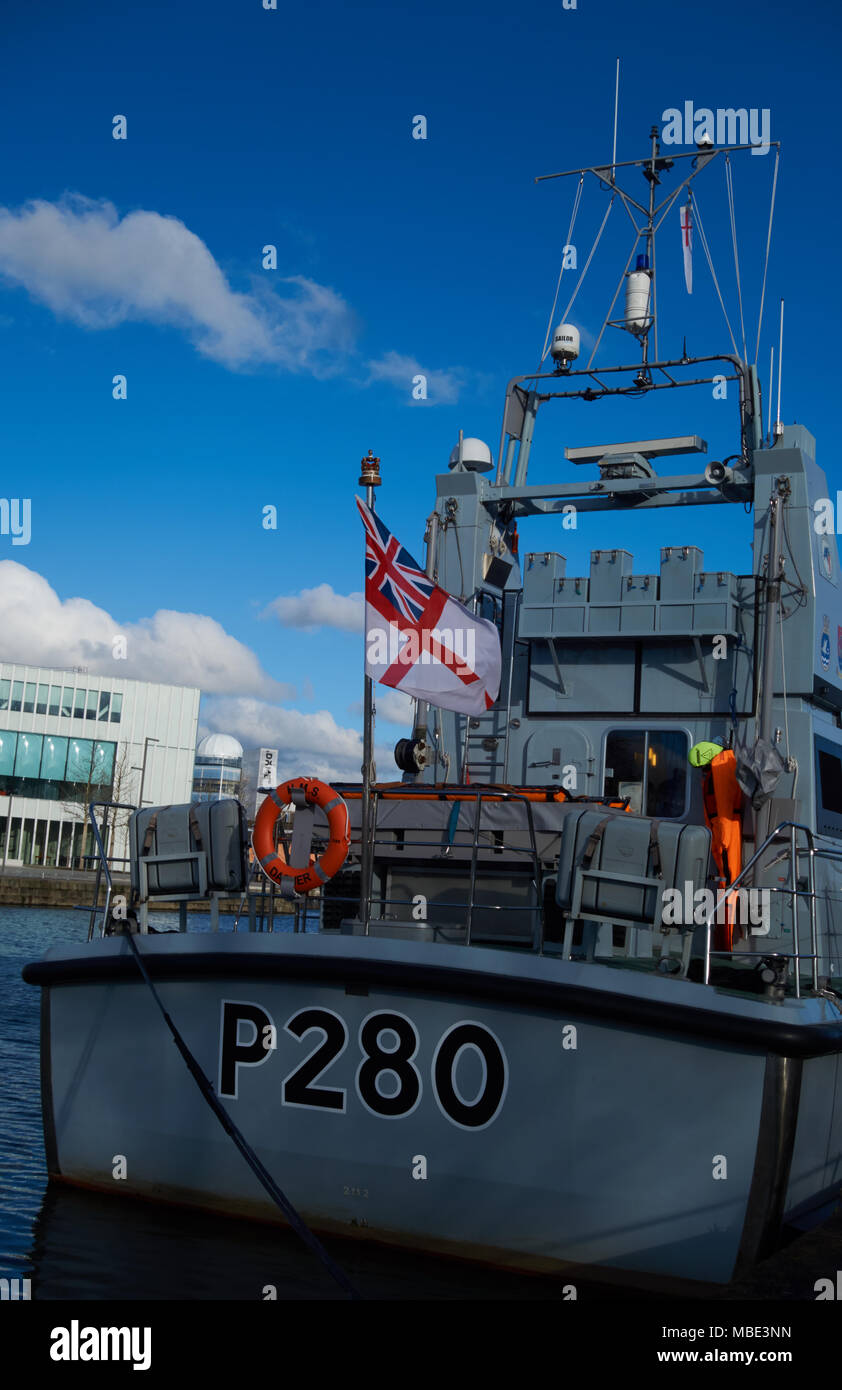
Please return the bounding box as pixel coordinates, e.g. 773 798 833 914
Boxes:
26 933 842 1287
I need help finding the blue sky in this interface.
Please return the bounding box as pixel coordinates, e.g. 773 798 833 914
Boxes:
0 0 838 779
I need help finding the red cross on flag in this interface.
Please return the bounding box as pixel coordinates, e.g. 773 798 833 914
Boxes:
680 200 693 295
357 497 502 715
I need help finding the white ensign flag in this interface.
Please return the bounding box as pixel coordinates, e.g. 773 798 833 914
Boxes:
358 497 502 716
680 200 693 294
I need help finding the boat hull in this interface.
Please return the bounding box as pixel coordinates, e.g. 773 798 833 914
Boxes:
25 933 842 1288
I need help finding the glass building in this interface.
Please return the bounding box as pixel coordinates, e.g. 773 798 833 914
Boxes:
0 663 200 870
192 734 244 802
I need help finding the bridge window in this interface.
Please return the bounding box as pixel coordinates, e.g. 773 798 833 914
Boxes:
603 729 688 817
815 735 842 838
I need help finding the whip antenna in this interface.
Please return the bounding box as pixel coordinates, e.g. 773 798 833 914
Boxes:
774 298 784 439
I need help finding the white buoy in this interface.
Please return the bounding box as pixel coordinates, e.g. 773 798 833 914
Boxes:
624 254 652 336
550 323 580 365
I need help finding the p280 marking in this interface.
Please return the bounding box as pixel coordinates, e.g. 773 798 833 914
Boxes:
218 1001 508 1130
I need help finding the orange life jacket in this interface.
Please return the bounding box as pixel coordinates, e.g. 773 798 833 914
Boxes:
701 749 743 951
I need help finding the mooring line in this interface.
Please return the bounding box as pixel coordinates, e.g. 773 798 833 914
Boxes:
122 930 362 1300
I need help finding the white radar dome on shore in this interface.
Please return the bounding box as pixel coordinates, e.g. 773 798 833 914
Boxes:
196 734 244 760
448 437 494 472
550 323 580 364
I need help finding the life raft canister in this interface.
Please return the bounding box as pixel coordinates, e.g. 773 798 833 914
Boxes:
252 778 350 895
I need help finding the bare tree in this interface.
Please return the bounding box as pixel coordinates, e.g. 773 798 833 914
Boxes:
237 763 257 824
60 744 136 868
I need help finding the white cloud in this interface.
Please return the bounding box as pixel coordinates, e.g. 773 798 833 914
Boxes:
365 350 464 405
0 196 472 400
0 195 356 373
265 583 364 632
376 689 415 725
204 695 397 782
0 561 290 698
348 688 414 726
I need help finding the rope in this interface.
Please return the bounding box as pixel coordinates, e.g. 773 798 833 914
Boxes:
650 217 658 359
557 195 616 329
754 147 780 364
652 183 687 235
121 929 363 1300
538 175 584 368
780 500 809 603
778 593 791 762
693 192 740 358
725 157 748 362
452 518 467 600
586 234 641 369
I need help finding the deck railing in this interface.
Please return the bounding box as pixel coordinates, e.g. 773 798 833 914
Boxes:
701 821 821 993
82 795 839 998
321 785 546 948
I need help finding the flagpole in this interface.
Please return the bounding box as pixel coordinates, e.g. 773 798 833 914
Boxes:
358 449 381 933
410 508 440 774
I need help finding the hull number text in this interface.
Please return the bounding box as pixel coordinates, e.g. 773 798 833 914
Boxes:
218 1002 508 1130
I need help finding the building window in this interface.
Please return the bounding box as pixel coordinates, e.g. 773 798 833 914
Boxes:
32 819 48 865
85 690 97 721
46 821 60 867
91 742 115 785
110 692 123 724
0 680 9 712
40 735 68 780
0 728 116 801
7 817 21 860
14 733 43 778
98 690 110 721
21 818 34 864
73 689 86 719
36 684 48 715
61 687 73 718
603 729 688 817
66 738 93 783
23 682 36 714
0 732 16 776
59 822 73 867
11 681 23 712
49 685 61 716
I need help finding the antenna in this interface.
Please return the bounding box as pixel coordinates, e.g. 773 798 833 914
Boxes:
611 57 620 180
767 345 774 444
774 298 784 439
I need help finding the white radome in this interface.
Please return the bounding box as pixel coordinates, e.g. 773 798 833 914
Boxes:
551 323 580 363
196 733 244 760
624 271 652 335
449 437 494 472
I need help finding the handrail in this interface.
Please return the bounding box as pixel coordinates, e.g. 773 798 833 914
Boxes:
360 786 544 948
702 820 819 992
86 800 137 940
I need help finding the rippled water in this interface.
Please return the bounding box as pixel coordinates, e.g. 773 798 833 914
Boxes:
0 906 80 1284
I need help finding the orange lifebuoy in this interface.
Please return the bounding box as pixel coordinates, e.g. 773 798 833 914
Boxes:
252 778 350 895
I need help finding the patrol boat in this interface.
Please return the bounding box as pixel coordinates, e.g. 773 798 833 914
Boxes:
23 127 842 1293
